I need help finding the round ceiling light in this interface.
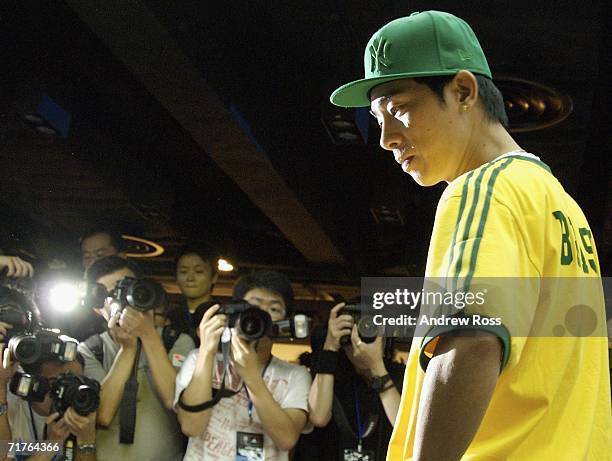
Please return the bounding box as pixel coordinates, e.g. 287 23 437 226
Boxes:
122 235 165 258
495 77 573 133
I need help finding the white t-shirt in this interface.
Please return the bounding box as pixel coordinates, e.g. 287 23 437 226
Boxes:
174 350 311 461
6 390 49 459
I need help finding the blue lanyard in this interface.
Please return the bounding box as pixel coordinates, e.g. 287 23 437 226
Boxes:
244 357 272 423
353 383 366 443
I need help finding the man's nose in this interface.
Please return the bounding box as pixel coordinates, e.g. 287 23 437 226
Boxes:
379 119 404 152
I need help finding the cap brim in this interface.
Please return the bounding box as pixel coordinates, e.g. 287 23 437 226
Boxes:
330 69 467 107
330 74 414 108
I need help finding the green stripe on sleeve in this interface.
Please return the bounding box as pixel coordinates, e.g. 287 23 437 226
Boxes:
445 170 475 280
452 163 494 289
465 158 514 289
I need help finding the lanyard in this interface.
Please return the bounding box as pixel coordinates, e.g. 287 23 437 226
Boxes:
244 357 273 423
28 403 47 441
353 383 366 449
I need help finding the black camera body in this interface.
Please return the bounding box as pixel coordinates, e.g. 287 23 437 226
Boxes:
50 372 100 416
9 372 49 402
217 301 272 341
8 330 78 365
10 371 100 416
338 304 378 346
111 277 166 312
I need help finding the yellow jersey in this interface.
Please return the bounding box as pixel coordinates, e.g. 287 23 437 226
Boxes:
388 153 611 460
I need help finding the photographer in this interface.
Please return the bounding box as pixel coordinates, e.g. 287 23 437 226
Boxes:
80 229 125 273
174 243 220 344
0 345 97 460
296 303 404 461
78 256 194 461
175 270 311 461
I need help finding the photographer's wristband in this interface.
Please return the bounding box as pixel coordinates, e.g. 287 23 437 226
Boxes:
315 350 339 375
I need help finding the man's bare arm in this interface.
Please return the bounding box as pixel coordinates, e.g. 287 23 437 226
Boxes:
413 332 502 461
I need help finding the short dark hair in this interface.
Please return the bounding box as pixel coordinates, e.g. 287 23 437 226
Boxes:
79 228 125 253
86 256 143 284
233 270 294 312
176 242 219 276
414 74 509 127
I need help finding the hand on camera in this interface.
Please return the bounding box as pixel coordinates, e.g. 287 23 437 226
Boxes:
230 333 260 385
119 307 155 339
0 321 13 344
62 407 96 444
108 312 137 349
350 326 386 375
0 256 33 278
323 303 353 352
46 412 71 442
0 344 17 388
198 305 226 357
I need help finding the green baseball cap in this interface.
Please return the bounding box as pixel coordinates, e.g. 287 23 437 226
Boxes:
330 11 492 107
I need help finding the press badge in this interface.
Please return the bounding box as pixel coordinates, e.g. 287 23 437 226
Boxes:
171 353 185 367
343 448 375 461
236 432 264 461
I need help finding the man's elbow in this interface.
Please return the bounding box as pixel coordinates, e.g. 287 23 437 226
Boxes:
162 396 176 411
275 432 301 452
178 412 206 438
309 411 331 428
96 411 112 428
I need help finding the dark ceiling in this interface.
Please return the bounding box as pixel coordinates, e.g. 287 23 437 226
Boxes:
0 0 610 283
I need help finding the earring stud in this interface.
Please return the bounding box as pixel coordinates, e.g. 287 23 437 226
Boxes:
461 104 470 112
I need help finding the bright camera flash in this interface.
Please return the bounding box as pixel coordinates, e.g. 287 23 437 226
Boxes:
48 282 80 312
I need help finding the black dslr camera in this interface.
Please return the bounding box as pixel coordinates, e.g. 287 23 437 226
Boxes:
338 304 379 346
8 330 78 365
217 301 272 341
110 277 167 314
50 372 100 416
10 371 100 416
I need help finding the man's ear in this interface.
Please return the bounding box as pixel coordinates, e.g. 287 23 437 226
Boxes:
449 70 479 109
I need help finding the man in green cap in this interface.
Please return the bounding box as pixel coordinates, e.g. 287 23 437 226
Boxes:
331 10 610 461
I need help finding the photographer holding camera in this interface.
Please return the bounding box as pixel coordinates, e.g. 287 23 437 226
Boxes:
77 256 194 461
0 342 98 460
297 303 404 461
0 255 34 344
175 270 311 461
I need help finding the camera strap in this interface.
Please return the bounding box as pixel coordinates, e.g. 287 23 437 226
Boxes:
178 327 238 412
119 339 141 444
28 403 46 441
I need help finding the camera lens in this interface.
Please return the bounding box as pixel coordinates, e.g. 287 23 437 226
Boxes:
357 316 378 343
237 308 271 341
131 283 153 307
126 279 164 311
10 336 41 364
72 385 100 416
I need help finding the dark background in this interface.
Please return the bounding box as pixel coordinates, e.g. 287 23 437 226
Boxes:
0 0 610 299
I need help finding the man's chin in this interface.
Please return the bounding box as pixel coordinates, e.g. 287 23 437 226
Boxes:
407 170 443 187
